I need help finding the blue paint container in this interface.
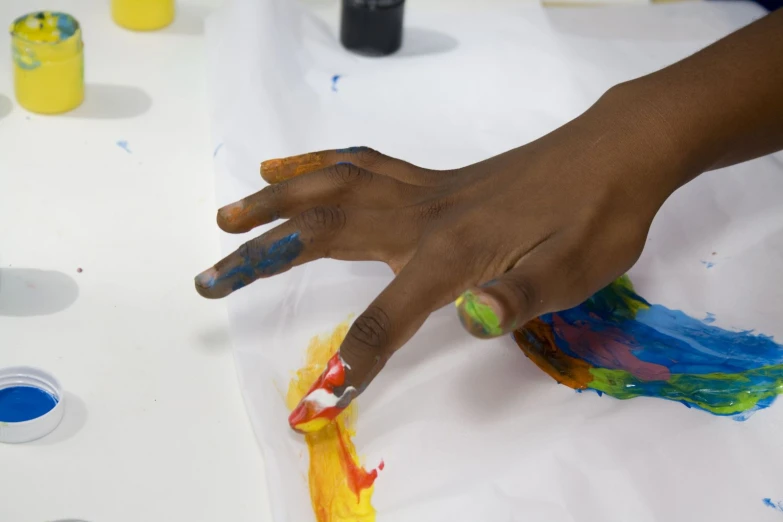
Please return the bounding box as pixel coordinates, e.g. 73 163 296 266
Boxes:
0 366 64 443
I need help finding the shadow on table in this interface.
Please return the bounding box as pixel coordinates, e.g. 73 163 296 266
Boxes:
163 3 214 35
62 84 152 119
396 27 460 58
0 268 79 316
0 94 12 120
31 392 88 446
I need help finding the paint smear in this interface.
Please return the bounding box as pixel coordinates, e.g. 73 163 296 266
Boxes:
763 498 783 512
286 322 382 522
514 275 783 419
332 74 341 92
116 140 131 153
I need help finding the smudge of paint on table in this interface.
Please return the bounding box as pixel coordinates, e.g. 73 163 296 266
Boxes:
287 322 382 522
116 140 131 153
76 267 83 273
331 74 341 92
763 498 783 512
514 275 783 419
0 385 58 422
213 142 224 158
701 261 716 269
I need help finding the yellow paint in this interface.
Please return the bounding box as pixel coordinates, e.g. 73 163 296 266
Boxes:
287 322 379 522
10 12 84 115
112 0 175 32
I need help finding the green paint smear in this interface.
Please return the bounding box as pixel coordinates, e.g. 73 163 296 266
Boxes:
460 291 503 337
589 365 783 415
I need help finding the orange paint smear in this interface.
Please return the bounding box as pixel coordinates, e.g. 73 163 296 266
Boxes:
513 318 594 389
289 353 348 433
287 322 382 522
261 152 329 184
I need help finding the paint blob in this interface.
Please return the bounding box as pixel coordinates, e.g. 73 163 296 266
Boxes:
0 385 58 422
287 322 382 522
514 276 783 419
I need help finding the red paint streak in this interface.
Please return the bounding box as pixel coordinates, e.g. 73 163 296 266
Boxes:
378 460 385 471
335 423 380 501
289 353 348 431
552 315 671 381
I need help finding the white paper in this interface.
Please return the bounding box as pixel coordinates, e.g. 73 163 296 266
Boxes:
205 2 783 520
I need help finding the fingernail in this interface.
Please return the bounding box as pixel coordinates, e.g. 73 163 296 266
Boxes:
194 267 218 289
289 353 356 433
455 289 506 338
217 200 245 223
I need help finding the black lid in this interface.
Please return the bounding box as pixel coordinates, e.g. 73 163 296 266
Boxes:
340 0 405 57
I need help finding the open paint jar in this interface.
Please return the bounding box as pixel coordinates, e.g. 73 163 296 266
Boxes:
112 0 175 31
10 11 84 114
0 366 65 444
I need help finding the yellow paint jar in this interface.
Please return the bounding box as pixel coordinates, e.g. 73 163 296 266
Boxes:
112 0 176 31
10 12 84 115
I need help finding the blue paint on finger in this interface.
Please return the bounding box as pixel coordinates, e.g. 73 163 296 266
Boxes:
336 146 370 154
220 232 304 284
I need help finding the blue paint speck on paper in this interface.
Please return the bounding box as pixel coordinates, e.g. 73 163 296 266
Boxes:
117 140 131 154
337 146 370 154
762 498 783 512
213 143 224 158
701 261 715 269
0 386 58 422
331 74 341 92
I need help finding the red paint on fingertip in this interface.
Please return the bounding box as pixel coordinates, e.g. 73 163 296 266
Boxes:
289 353 349 432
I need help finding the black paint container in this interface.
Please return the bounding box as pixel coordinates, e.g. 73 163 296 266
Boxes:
340 0 405 57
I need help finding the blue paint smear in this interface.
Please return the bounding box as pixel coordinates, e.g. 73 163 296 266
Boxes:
703 313 716 324
0 386 58 422
763 498 783 512
545 303 783 376
331 74 341 92
701 261 716 269
207 233 304 289
336 146 370 154
213 143 224 158
54 12 77 39
116 140 131 154
535 278 783 419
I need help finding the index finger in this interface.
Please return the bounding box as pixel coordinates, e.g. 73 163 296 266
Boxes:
287 256 462 433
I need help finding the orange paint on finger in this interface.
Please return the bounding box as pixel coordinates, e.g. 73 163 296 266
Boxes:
287 323 382 522
261 152 330 183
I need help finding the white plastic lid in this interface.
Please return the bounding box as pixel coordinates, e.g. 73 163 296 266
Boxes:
0 366 65 444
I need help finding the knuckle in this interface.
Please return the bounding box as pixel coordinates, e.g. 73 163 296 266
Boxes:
267 181 289 200
295 206 346 235
502 273 538 313
347 306 391 353
354 147 384 168
326 163 369 187
415 198 453 222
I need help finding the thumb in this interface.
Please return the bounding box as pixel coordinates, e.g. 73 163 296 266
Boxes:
456 255 556 339
288 257 456 433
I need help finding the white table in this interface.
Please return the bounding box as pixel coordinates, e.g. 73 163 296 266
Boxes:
0 1 271 521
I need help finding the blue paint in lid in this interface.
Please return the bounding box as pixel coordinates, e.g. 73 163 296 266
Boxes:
0 385 58 422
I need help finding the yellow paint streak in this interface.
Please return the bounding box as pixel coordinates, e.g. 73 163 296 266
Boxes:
287 322 378 522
